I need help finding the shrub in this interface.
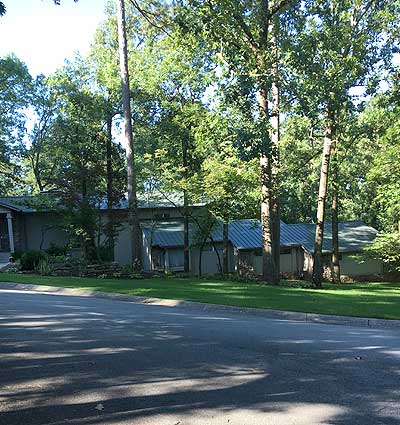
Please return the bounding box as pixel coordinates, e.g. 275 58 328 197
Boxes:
20 250 47 271
51 255 68 263
118 264 143 279
364 232 400 274
45 243 68 257
120 264 133 278
37 257 53 276
11 250 24 262
97 245 114 262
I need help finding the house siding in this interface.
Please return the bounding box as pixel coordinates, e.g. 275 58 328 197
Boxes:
190 245 226 275
340 253 383 276
24 213 69 251
244 247 304 276
113 221 132 265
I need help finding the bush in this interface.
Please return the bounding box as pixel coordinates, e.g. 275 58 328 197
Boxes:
45 243 68 257
51 255 68 263
37 257 53 276
364 232 400 274
20 250 47 271
97 245 114 262
11 250 24 262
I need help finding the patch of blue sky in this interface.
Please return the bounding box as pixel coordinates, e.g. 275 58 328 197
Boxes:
0 0 108 76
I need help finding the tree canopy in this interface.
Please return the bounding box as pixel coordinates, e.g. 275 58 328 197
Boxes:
1 0 400 279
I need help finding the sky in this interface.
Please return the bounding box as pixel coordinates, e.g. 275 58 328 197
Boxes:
0 0 109 76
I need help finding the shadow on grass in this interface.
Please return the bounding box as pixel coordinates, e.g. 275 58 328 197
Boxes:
0 274 399 319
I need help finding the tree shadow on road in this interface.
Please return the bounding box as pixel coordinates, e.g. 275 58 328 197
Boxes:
0 290 399 425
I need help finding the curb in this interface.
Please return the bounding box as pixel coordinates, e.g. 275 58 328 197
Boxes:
1 281 400 330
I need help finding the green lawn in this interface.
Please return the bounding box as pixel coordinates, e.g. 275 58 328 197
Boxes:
0 273 399 320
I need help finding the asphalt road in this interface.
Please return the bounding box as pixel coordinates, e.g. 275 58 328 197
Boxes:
0 288 399 425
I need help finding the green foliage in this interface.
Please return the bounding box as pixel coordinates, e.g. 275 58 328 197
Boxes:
360 82 400 230
2 0 400 285
287 0 399 113
279 115 321 223
11 251 24 261
22 59 126 259
37 256 53 276
279 0 400 236
97 245 114 263
22 75 58 193
190 208 219 248
0 54 32 193
45 243 68 257
20 250 47 271
119 264 144 279
365 233 400 273
201 142 259 222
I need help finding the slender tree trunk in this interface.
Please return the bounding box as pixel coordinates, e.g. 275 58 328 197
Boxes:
183 190 190 273
182 126 190 273
270 29 280 278
31 149 44 192
331 139 341 283
198 240 206 277
81 178 96 261
312 107 334 288
106 113 115 260
116 0 142 271
223 221 229 274
259 85 279 285
209 235 223 274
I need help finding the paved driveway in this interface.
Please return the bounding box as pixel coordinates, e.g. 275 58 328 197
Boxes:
0 288 399 425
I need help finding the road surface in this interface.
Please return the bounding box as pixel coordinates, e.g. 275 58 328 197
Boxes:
0 288 399 425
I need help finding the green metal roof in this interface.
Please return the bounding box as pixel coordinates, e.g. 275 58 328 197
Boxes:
144 220 378 254
0 192 203 212
0 197 37 212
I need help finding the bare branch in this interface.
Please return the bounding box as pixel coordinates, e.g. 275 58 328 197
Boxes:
269 0 296 17
231 12 259 53
128 0 171 36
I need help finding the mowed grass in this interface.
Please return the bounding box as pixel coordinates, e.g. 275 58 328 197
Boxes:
0 273 399 320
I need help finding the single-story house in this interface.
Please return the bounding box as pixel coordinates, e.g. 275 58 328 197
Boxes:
0 194 382 277
0 193 196 264
142 220 383 278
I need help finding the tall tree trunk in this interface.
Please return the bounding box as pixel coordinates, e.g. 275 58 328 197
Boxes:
106 113 115 260
182 122 190 273
312 107 334 288
81 177 96 261
32 157 44 192
183 190 190 273
223 221 229 274
271 26 280 279
331 139 341 283
259 85 279 285
116 0 142 271
209 234 223 274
